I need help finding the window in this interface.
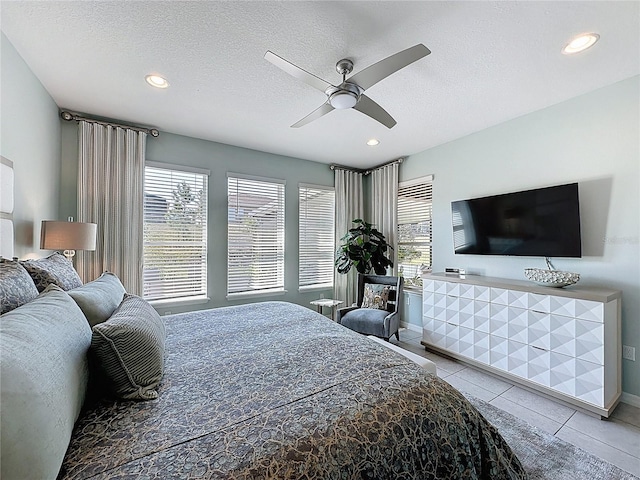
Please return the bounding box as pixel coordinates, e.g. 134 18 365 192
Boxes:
143 162 209 302
227 173 285 297
299 184 335 290
397 175 433 288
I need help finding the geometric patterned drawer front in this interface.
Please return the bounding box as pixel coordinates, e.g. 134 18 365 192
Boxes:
507 290 529 309
433 294 447 321
489 304 509 338
550 296 576 318
472 301 491 332
550 352 577 396
575 320 604 365
549 315 576 357
458 326 475 358
507 340 529 378
434 281 448 295
528 346 551 387
549 352 604 404
548 296 603 322
527 311 551 350
458 283 475 299
575 358 604 405
423 278 435 292
575 299 604 323
423 291 436 318
473 330 490 364
445 323 461 352
528 293 551 313
423 319 447 349
489 335 509 371
489 305 528 340
444 295 461 324
422 317 434 332
507 309 529 344
459 298 475 329
446 281 461 297
474 285 491 302
491 287 510 306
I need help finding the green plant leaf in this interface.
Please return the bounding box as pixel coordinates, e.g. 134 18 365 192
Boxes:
335 219 392 275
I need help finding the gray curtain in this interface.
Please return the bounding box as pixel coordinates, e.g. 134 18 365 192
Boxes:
76 121 146 294
334 168 364 307
370 162 399 275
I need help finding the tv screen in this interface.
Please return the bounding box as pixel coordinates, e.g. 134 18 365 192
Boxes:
451 183 582 258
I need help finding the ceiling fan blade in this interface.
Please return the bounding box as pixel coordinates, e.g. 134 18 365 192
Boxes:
291 102 335 128
353 95 396 129
348 44 431 91
265 51 334 92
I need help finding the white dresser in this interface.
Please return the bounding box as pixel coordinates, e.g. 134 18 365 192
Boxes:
422 273 621 417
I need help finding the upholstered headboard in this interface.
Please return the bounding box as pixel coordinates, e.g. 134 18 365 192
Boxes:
0 156 14 259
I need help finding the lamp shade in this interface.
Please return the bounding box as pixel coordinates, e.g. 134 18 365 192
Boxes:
40 220 97 251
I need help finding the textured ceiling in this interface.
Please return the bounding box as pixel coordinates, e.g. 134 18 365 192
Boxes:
1 1 639 168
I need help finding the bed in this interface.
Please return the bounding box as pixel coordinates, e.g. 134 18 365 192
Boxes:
58 301 526 479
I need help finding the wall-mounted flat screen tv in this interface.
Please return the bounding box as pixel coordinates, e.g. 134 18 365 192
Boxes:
451 183 582 258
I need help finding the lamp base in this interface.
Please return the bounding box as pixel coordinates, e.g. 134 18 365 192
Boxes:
63 249 76 262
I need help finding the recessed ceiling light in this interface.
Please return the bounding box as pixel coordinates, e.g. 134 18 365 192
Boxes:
562 33 600 55
367 138 380 146
145 74 170 89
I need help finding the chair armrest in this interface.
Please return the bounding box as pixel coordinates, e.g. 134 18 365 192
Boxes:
383 311 399 337
336 306 360 324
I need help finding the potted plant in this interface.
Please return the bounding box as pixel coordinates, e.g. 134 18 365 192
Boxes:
335 219 393 275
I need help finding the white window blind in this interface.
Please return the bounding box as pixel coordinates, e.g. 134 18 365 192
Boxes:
143 164 208 302
228 174 285 296
299 184 335 290
397 175 433 287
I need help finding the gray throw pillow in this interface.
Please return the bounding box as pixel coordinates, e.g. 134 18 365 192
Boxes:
20 252 83 292
0 284 91 480
91 294 166 401
68 272 127 327
0 259 39 314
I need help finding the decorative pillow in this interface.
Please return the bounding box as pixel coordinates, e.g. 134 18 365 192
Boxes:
91 294 166 401
68 272 126 327
20 252 83 292
0 259 39 314
361 283 390 310
0 284 91 480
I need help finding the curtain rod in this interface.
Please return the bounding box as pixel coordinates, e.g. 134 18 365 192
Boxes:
60 110 160 137
330 157 404 175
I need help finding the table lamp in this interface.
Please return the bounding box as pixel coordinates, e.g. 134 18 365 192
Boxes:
40 217 97 261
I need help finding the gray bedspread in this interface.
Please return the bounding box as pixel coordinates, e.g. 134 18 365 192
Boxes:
60 301 526 479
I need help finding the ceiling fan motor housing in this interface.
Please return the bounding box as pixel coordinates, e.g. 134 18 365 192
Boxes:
336 58 354 76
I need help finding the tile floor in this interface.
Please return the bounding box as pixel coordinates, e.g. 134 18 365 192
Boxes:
391 327 640 477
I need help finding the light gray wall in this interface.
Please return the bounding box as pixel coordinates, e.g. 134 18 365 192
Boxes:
59 124 335 313
1 33 61 259
401 76 640 399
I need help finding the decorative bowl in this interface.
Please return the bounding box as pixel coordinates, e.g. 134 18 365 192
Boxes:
524 268 580 288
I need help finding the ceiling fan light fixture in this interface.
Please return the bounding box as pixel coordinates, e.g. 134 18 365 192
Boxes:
329 91 358 109
562 33 600 54
366 138 380 146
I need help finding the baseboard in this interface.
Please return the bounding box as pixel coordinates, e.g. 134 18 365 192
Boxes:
400 322 422 334
620 391 640 408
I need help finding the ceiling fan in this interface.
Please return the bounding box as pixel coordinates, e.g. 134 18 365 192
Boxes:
264 44 431 129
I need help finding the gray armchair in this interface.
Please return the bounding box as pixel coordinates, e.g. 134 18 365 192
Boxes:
336 274 403 341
